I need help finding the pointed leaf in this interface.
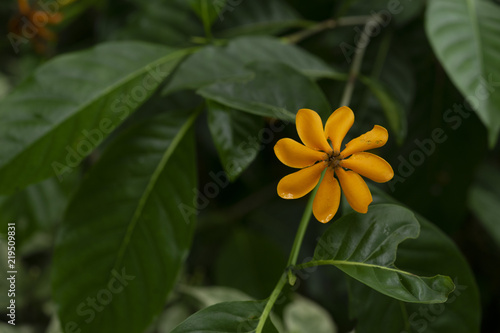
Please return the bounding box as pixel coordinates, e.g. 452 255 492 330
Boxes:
0 42 192 194
163 45 253 94
349 187 481 333
283 296 337 333
52 110 198 333
216 0 304 37
207 100 263 180
360 76 407 144
164 36 342 94
312 204 454 303
198 62 331 122
224 36 343 80
181 286 252 308
171 301 278 333
112 1 201 46
426 0 500 146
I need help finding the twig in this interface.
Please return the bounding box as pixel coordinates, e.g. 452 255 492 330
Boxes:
284 15 371 44
339 16 382 106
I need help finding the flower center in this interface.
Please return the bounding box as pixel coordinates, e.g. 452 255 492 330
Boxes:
326 151 343 169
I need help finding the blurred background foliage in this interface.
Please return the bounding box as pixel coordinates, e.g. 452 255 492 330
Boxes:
0 0 499 332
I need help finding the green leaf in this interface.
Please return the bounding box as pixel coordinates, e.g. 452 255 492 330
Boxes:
207 100 263 181
198 62 331 122
468 163 500 248
181 285 253 307
224 36 344 80
51 110 198 333
426 0 500 146
164 36 342 94
215 0 304 37
188 0 226 26
163 45 253 95
311 204 454 303
156 303 192 333
0 42 192 194
349 187 481 333
0 177 73 252
170 301 278 333
283 295 337 333
111 0 202 46
360 76 407 144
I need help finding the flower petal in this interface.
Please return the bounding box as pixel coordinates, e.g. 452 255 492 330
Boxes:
340 125 388 158
18 0 31 15
340 152 394 183
274 138 327 168
324 106 354 154
296 109 332 152
277 162 326 199
313 168 340 223
336 167 372 213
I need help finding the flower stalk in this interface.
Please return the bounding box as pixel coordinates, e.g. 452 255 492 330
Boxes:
257 17 388 333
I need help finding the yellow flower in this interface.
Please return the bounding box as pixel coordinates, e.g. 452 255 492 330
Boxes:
274 107 394 223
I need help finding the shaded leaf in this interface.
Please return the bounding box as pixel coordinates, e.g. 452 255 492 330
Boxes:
0 42 191 194
349 187 481 333
284 295 337 333
215 0 304 37
468 163 500 248
171 301 278 333
52 110 198 333
0 177 73 252
111 0 201 46
164 45 253 95
426 0 500 146
198 62 331 122
156 303 193 333
312 204 454 303
224 36 344 80
360 75 407 144
164 36 342 94
207 100 263 181
181 285 252 307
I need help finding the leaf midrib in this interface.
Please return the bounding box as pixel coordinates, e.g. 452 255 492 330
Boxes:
111 110 199 272
308 259 418 276
0 47 192 172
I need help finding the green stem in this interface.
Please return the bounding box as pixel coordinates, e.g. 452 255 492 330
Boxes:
286 170 324 268
371 30 393 79
255 172 324 333
339 16 380 107
356 30 393 115
201 0 213 41
256 18 379 330
399 301 411 332
283 15 371 44
255 273 288 333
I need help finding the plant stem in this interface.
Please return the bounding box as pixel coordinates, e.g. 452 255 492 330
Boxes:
339 17 379 107
256 18 379 331
283 15 371 44
286 170 324 268
255 172 324 333
200 0 214 41
255 273 287 333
